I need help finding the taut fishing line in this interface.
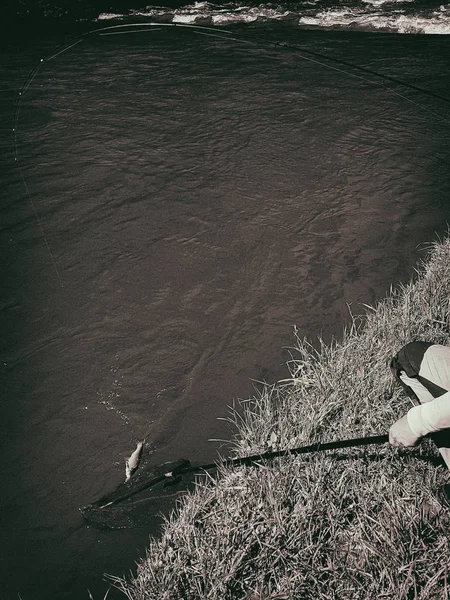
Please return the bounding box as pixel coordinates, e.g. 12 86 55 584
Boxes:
12 39 85 289
95 21 450 113
14 21 449 288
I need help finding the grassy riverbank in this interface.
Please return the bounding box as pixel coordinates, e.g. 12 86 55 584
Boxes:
116 235 450 599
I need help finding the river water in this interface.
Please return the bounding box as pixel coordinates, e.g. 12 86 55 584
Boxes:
1 14 450 600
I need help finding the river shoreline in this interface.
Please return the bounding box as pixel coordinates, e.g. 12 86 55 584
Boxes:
116 234 450 599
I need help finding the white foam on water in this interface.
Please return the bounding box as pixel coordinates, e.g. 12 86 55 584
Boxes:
96 2 450 35
394 13 450 34
299 7 450 34
212 12 258 23
97 13 125 21
170 2 290 25
247 7 292 20
173 13 202 23
362 0 414 5
299 8 367 28
192 1 213 8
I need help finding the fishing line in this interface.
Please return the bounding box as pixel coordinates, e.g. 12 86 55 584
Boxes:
20 173 64 287
90 22 450 119
184 24 449 118
12 24 232 288
271 39 450 103
379 87 444 120
99 29 165 36
13 37 90 287
268 47 445 119
94 22 450 106
46 38 83 61
14 21 449 291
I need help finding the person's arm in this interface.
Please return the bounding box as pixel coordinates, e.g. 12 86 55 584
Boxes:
389 391 450 447
407 390 450 437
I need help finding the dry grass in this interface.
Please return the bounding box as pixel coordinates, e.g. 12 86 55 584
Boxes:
115 235 450 600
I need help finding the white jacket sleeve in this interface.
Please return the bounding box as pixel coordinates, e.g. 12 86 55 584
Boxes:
407 391 450 438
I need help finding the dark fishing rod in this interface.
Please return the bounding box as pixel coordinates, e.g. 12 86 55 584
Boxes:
98 433 389 508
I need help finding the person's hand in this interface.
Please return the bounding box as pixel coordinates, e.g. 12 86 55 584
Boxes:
389 414 420 447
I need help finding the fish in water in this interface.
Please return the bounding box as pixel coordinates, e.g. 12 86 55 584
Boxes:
125 440 144 482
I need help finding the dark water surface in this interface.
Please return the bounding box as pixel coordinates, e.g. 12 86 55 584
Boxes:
1 24 450 599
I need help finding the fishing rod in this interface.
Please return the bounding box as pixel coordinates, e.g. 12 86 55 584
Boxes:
98 432 390 508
